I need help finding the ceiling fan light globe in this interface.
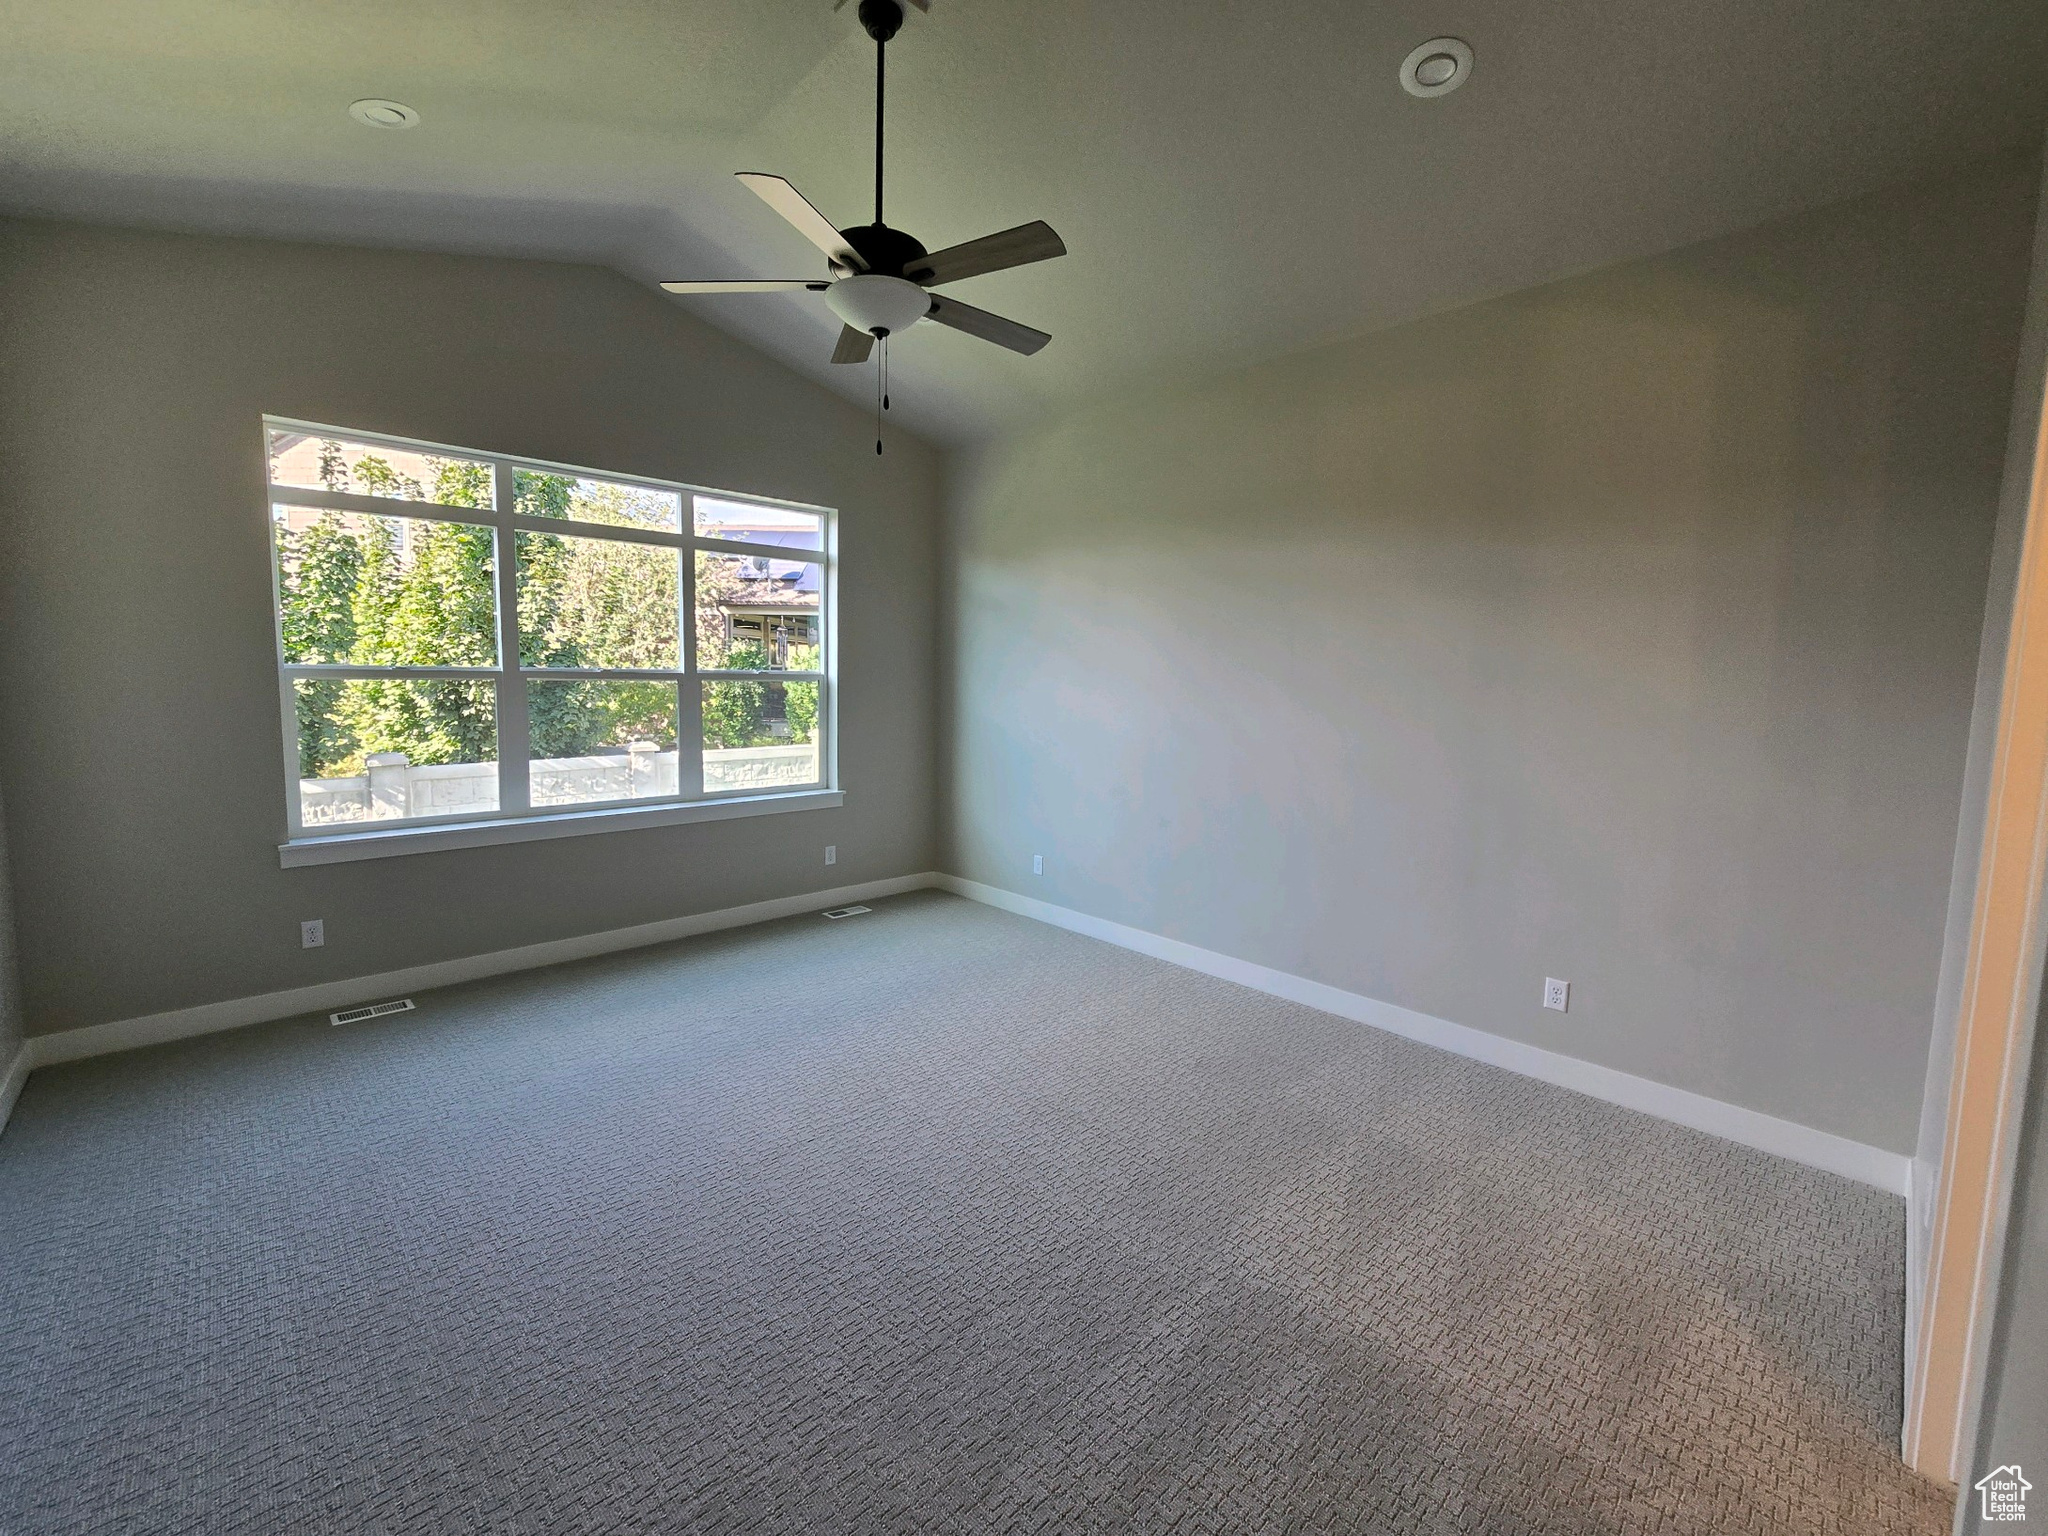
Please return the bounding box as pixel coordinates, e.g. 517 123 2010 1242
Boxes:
825 274 931 338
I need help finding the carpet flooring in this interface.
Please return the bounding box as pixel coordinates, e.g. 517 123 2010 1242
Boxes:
0 891 1952 1534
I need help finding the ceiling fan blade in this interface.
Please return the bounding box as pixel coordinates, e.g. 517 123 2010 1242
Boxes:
660 280 830 294
831 326 876 364
736 173 866 272
924 294 1051 356
907 221 1067 287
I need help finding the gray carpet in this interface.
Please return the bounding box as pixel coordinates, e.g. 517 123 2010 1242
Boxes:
0 891 1951 1534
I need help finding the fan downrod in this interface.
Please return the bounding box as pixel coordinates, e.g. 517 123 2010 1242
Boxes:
838 0 922 268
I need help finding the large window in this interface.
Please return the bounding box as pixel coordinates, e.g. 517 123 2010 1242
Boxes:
266 419 833 856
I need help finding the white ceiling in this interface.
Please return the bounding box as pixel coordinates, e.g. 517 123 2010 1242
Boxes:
1 0 2042 445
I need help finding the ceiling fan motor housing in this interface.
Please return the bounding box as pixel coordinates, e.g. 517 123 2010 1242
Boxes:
837 221 928 277
827 273 932 337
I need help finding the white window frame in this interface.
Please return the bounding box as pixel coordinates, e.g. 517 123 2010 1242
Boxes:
265 417 840 867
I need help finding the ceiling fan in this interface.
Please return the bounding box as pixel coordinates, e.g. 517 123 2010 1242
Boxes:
660 0 1066 370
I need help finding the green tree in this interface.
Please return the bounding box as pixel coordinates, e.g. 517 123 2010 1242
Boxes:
694 551 750 668
515 471 683 757
282 449 702 777
325 448 500 769
351 453 425 501
785 680 818 745
512 471 615 757
703 643 769 748
317 440 350 492
276 512 364 775
334 514 498 767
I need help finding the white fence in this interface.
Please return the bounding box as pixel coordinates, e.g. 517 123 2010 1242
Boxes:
301 744 820 825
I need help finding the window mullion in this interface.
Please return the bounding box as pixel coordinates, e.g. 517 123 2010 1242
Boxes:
267 484 507 525
492 461 532 815
284 664 502 680
508 513 689 550
823 510 837 791
692 533 825 562
678 540 704 798
279 667 307 839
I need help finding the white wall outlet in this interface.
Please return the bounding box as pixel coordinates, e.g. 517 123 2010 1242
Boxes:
1543 977 1569 1012
1032 854 1044 875
301 919 325 950
824 845 836 866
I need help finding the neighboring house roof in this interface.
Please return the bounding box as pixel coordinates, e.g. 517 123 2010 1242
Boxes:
726 554 821 592
723 528 821 555
722 577 819 610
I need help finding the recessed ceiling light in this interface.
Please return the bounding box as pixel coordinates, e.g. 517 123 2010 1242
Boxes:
348 99 420 130
1400 38 1472 98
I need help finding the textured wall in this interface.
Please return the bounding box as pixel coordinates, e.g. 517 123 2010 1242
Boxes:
0 220 942 1036
942 153 2038 1152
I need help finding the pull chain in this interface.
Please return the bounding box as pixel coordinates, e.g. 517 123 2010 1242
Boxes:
873 334 894 456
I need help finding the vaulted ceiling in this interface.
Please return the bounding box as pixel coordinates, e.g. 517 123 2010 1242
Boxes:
2 0 2042 444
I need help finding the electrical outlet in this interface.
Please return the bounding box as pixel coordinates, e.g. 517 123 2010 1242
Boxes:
1032 854 1044 876
1543 977 1569 1012
301 919 325 950
825 845 837 866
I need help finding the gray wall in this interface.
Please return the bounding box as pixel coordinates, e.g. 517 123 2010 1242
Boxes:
0 219 941 1037
1953 136 2048 1536
0 785 22 1071
1916 135 2048 1289
942 151 2039 1154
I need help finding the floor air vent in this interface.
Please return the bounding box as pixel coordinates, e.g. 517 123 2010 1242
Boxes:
329 998 417 1027
821 906 872 920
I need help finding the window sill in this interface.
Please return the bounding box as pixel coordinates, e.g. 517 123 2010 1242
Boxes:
278 789 844 868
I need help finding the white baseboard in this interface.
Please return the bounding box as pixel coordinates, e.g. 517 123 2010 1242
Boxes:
936 874 1912 1195
23 873 938 1073
12 869 1913 1198
0 1042 28 1138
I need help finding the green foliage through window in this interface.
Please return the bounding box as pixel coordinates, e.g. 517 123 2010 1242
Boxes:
275 439 820 790
704 647 818 752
